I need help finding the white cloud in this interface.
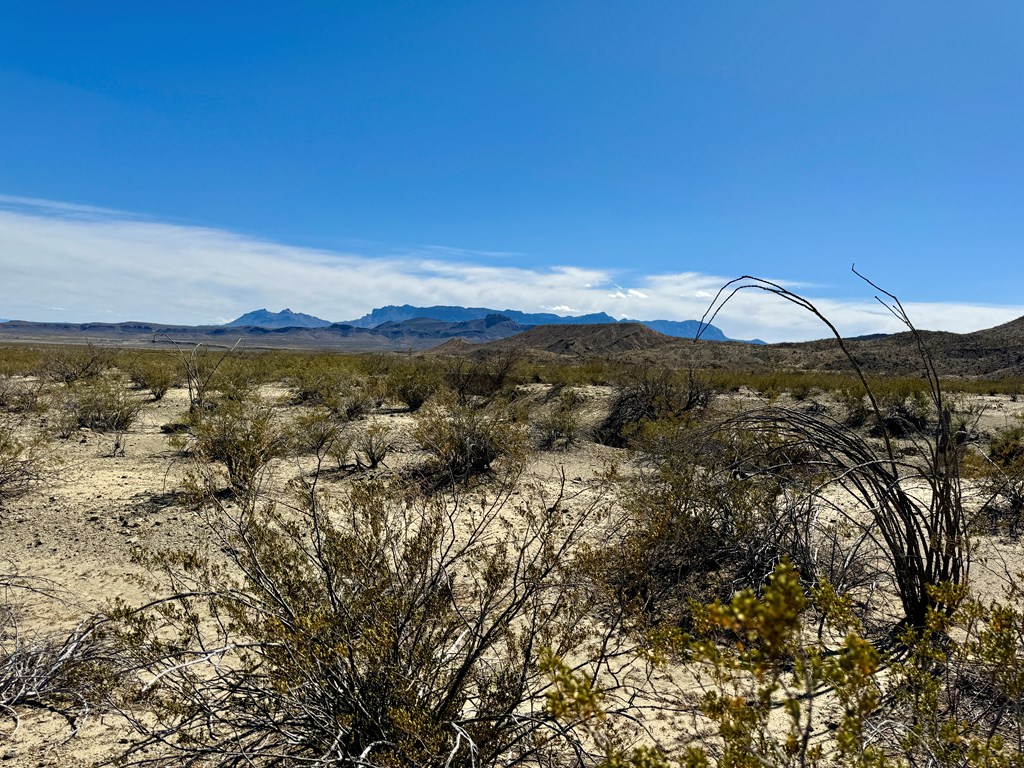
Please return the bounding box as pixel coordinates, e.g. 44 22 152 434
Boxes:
1 196 1022 342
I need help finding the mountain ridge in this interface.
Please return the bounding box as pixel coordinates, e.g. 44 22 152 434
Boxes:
227 308 331 329
341 304 759 342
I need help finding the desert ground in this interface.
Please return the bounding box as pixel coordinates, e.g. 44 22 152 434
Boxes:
2 343 1023 766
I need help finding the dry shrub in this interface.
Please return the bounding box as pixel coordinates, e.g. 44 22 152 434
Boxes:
535 387 587 450
440 351 521 406
413 396 531 481
38 344 113 385
56 376 143 436
184 398 291 494
0 415 48 501
114 476 631 766
594 368 714 448
976 423 1024 536
1 572 125 741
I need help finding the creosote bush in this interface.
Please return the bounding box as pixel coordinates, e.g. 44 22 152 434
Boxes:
38 344 113 385
56 376 143 436
553 563 1024 767
126 354 179 400
0 415 48 501
535 386 587 450
595 368 714 448
386 361 440 412
115 474 634 767
413 396 532 481
182 397 291 494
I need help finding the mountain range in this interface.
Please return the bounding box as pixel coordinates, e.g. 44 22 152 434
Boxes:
226 305 762 343
2 310 1024 377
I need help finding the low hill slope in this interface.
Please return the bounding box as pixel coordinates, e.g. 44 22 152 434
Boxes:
489 322 675 356
430 314 1024 378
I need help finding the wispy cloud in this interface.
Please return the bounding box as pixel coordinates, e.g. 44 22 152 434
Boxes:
1 196 1022 342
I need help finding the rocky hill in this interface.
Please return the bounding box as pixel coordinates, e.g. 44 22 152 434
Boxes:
432 314 1024 379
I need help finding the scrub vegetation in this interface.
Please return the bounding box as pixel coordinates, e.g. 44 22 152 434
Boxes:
1 283 1023 767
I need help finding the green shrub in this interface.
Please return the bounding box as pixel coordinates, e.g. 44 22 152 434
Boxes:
185 399 291 494
413 397 531 480
38 344 113 384
116 478 618 766
594 368 714 448
57 376 143 435
387 362 440 412
353 422 393 470
126 355 178 400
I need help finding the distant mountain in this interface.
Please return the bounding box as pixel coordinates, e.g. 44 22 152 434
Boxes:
345 304 618 328
344 304 754 341
0 314 528 352
227 308 331 329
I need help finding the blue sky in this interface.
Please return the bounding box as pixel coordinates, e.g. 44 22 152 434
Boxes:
1 2 1022 340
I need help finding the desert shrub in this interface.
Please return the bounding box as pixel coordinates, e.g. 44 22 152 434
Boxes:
553 563 1024 767
164 340 238 416
0 416 48 501
38 344 113 384
441 351 522 406
594 368 714 448
413 397 531 480
989 423 1024 467
386 361 440 412
869 385 931 437
976 423 1024 536
287 357 380 421
291 408 361 473
0 375 50 415
57 376 143 435
185 398 291 494
591 426 877 631
0 605 123 740
211 355 270 403
836 384 871 427
535 387 587 450
115 477 628 766
591 454 774 627
353 422 393 469
126 355 178 400
288 356 350 406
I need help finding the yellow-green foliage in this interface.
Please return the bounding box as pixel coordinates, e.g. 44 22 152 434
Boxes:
551 564 1024 767
118 478 604 766
57 375 143 435
413 396 531 479
124 352 179 400
185 397 292 493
